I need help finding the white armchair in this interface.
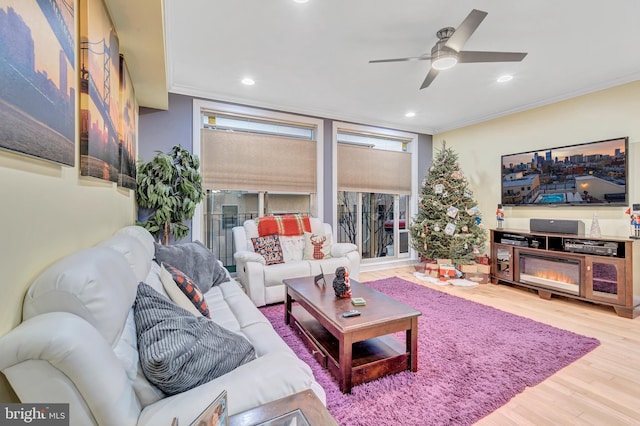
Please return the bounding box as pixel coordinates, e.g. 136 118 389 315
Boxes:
232 217 360 307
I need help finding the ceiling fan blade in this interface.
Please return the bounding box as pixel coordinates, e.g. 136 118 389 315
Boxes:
369 56 431 64
420 68 439 89
445 9 487 52
458 51 527 63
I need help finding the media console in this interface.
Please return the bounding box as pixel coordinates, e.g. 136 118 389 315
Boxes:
490 228 640 318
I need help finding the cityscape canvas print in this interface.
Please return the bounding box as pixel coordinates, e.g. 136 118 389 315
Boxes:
0 0 76 166
118 55 136 189
79 0 121 182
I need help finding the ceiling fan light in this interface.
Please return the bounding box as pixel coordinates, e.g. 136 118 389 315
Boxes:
432 56 457 70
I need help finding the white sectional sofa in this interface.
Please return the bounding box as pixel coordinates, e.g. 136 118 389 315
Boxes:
0 226 325 426
233 217 360 307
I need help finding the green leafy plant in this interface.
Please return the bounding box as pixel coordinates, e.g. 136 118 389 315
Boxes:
136 145 203 244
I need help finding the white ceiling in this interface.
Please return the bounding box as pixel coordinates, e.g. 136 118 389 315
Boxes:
164 0 640 134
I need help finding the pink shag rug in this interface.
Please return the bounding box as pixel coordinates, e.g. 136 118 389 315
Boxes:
260 277 600 425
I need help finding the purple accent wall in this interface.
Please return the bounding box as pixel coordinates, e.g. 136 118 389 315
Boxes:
139 93 193 162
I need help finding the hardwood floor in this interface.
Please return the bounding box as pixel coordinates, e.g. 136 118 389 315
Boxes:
360 267 640 425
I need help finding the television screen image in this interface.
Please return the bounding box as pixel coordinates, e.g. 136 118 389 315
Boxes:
501 137 627 206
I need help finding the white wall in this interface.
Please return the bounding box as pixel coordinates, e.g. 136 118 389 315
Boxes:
435 81 640 240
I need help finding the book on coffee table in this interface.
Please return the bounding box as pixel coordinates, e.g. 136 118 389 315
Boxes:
351 297 366 306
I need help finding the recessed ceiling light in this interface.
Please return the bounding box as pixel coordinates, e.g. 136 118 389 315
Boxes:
497 75 513 83
241 77 255 86
405 112 416 118
293 0 309 3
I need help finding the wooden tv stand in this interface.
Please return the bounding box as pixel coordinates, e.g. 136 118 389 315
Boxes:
490 228 640 318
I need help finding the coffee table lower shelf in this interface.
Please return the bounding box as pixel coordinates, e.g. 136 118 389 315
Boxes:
290 304 409 389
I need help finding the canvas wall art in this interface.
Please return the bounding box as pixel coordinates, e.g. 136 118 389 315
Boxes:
79 0 120 182
118 55 136 189
0 0 76 166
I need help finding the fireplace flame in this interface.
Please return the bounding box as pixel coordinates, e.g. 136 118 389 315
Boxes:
532 271 576 284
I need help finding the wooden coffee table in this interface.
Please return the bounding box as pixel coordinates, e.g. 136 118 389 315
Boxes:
284 275 421 393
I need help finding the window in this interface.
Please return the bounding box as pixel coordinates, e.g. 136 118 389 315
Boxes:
334 123 416 262
193 100 324 270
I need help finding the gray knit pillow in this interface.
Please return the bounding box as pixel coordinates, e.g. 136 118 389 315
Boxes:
154 241 228 293
134 283 256 395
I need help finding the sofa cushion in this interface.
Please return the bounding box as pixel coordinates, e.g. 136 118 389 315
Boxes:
251 235 285 265
160 264 210 318
263 262 311 288
279 236 305 262
115 226 156 260
302 232 333 260
154 241 227 293
23 247 137 345
98 234 152 284
134 283 256 396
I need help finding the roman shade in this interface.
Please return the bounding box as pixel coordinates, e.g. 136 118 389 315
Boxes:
337 143 411 195
201 128 316 192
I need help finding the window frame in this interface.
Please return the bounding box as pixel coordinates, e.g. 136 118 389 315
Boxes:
332 121 419 263
192 99 325 241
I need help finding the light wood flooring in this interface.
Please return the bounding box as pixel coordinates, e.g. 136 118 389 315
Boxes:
360 267 640 426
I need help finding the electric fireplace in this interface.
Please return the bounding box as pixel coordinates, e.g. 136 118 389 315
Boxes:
518 252 580 295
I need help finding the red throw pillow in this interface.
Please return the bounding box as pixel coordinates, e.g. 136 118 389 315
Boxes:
163 263 210 318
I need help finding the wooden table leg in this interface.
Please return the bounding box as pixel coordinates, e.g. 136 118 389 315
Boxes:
338 333 353 393
407 316 418 372
285 291 292 325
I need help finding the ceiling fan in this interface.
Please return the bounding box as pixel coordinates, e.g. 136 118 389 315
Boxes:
369 9 527 89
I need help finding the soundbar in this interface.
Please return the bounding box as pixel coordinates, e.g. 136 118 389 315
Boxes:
530 218 585 235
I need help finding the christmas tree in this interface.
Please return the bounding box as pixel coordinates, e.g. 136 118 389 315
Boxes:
409 141 487 264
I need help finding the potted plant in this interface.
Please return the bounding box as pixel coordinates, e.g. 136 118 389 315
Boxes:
136 145 203 244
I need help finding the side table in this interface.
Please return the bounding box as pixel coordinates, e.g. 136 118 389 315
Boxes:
228 389 336 426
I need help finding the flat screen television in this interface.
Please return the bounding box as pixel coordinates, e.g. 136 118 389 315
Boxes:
501 137 628 206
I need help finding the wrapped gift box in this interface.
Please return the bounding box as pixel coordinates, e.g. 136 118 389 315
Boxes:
424 262 440 278
466 272 490 284
458 263 478 273
477 264 491 274
439 264 456 281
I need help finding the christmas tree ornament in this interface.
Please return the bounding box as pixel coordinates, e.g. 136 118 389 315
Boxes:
462 225 468 232
434 183 444 194
434 224 440 232
466 206 480 216
464 243 468 249
442 191 449 198
446 206 459 218
444 223 456 236
475 217 482 225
